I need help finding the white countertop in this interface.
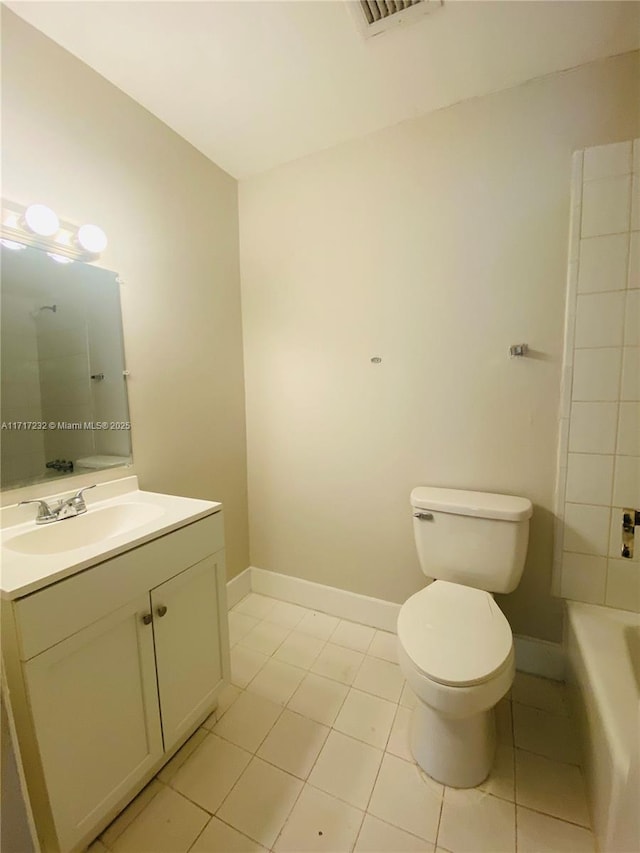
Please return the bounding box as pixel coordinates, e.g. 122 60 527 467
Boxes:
0 477 221 600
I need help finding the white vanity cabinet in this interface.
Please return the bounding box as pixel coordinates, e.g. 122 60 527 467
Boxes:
1 509 229 853
22 595 165 851
151 555 224 747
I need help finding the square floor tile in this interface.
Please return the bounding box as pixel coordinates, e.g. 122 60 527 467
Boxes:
217 757 303 849
386 705 413 762
213 690 282 752
511 673 569 716
234 593 277 620
247 658 306 705
157 729 209 783
330 620 375 653
496 698 513 745
297 610 341 640
229 611 260 646
230 645 269 688
368 754 442 843
515 750 590 826
101 779 164 846
353 656 404 702
190 816 267 852
400 682 417 709
516 806 596 852
334 688 396 749
202 683 242 729
267 600 310 629
110 785 208 853
274 631 326 669
309 730 383 810
215 682 242 716
239 620 291 656
274 785 363 852
438 786 515 853
258 709 329 779
170 734 251 813
311 643 364 685
477 742 514 802
513 704 580 765
355 814 432 852
367 631 398 663
287 673 349 725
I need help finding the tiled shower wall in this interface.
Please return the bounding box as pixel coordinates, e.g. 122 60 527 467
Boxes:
0 291 46 487
553 139 640 612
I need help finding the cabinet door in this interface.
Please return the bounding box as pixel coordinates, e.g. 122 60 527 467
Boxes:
23 595 163 852
151 556 223 750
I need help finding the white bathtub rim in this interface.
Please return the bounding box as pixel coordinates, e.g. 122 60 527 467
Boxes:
566 600 639 777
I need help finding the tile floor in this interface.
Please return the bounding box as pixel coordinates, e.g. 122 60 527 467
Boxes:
91 593 595 853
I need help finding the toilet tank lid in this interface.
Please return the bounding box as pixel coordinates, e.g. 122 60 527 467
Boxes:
411 487 532 522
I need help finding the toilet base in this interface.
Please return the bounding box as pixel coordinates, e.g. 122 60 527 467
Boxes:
410 701 496 788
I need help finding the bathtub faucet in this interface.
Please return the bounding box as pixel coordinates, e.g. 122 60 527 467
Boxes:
621 509 639 559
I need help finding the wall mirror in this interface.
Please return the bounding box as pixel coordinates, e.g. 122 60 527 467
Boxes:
1 243 132 490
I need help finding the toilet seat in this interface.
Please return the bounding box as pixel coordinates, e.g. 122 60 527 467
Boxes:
397 581 513 687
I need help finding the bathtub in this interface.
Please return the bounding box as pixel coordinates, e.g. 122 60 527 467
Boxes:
565 601 640 853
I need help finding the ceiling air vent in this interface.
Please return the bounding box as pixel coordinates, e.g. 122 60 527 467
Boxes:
350 0 441 38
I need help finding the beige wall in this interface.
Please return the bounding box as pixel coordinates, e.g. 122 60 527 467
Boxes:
1 10 249 577
240 51 640 642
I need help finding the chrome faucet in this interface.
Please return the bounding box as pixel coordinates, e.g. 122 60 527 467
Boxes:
20 485 97 525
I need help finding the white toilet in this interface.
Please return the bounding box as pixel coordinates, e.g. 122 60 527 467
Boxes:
397 486 532 788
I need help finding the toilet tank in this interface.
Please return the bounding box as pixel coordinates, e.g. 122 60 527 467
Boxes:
411 487 533 594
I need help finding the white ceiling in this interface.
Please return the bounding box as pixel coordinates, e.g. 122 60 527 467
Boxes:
7 1 640 178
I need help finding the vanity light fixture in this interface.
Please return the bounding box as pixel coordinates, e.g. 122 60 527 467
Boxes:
76 223 107 254
23 203 60 237
0 239 26 251
1 199 108 263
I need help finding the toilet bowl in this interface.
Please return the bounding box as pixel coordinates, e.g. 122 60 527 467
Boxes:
398 580 515 787
400 487 532 788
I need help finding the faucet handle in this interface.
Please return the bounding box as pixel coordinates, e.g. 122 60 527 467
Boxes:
73 484 97 501
66 484 97 510
19 499 56 521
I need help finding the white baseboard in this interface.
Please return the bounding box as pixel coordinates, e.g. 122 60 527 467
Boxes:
230 566 565 679
226 567 252 609
513 635 565 681
249 567 400 633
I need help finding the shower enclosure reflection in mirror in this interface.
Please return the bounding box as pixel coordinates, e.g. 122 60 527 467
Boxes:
1 201 132 490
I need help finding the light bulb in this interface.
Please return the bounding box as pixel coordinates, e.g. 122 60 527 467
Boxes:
0 239 26 251
77 223 107 254
24 204 59 237
47 253 73 264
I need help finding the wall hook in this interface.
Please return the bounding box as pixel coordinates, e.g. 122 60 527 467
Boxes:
509 344 529 358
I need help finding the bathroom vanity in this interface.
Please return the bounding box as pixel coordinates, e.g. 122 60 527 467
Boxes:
1 477 230 853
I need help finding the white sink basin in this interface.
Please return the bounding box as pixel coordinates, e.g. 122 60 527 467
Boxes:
1 479 221 600
4 503 165 555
